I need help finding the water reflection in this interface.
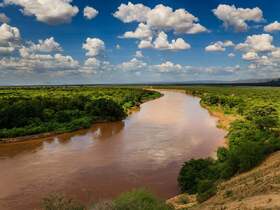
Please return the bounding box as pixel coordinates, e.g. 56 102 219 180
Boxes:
0 90 225 210
0 121 124 159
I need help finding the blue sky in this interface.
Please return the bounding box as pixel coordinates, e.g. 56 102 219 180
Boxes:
0 0 280 84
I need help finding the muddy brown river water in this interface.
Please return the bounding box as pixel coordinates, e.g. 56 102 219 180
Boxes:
0 90 226 210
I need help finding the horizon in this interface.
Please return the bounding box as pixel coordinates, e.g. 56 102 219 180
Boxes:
0 0 280 85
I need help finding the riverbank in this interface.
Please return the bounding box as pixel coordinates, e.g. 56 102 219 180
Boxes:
201 104 239 130
168 87 280 210
167 93 236 210
0 89 162 144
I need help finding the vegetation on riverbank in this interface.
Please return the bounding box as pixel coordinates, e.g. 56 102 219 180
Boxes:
42 189 174 210
0 87 161 139
178 86 280 204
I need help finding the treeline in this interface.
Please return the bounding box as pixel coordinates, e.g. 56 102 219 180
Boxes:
179 87 280 202
0 87 161 139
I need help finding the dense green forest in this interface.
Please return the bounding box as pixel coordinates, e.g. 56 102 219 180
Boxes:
0 87 161 139
178 86 280 202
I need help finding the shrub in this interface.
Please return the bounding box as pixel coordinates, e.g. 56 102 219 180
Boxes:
197 179 217 203
245 104 279 130
42 193 85 210
217 147 229 162
85 98 126 121
178 159 216 194
233 141 266 172
112 189 173 210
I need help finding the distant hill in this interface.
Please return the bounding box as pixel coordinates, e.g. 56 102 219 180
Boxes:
1 78 280 87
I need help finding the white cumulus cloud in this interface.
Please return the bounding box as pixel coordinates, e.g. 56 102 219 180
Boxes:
236 34 275 52
205 40 234 52
29 37 62 53
4 0 79 25
154 61 182 73
146 4 207 34
114 2 207 35
122 23 152 40
213 4 263 31
264 21 280 33
84 6 98 20
83 38 105 57
113 2 150 23
0 23 20 54
153 31 191 51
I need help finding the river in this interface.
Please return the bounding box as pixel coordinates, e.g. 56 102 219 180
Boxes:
0 90 226 210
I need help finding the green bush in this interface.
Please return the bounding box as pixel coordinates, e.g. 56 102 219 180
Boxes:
197 179 217 203
246 104 279 130
232 141 266 172
113 189 173 210
178 159 216 194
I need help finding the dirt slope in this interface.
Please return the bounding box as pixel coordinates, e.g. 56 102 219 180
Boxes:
193 151 280 210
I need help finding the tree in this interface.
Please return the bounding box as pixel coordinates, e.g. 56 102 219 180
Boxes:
246 104 279 130
178 159 215 193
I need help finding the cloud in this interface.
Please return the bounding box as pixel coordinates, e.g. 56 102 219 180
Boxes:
264 21 280 33
154 61 182 73
0 13 10 23
236 34 275 52
83 38 105 57
28 37 62 53
234 33 280 76
0 23 20 54
114 2 207 35
205 43 225 52
213 4 263 31
0 53 79 73
153 31 191 51
113 2 150 23
138 39 153 49
116 44 121 49
228 53 235 58
271 49 280 58
115 3 204 51
205 40 234 52
122 23 152 40
119 58 147 71
81 57 112 75
4 0 79 25
0 23 20 44
242 51 259 61
84 6 98 20
146 4 207 34
0 46 14 54
135 50 143 58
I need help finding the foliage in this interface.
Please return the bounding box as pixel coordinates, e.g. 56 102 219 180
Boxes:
112 189 173 210
0 87 160 138
196 179 217 203
178 86 280 202
43 189 173 210
42 193 85 210
178 159 217 194
245 104 278 130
